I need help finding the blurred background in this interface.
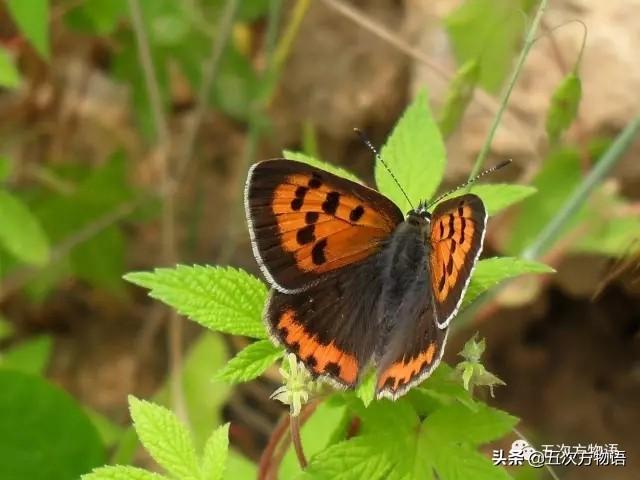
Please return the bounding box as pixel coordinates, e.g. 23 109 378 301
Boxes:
0 0 639 479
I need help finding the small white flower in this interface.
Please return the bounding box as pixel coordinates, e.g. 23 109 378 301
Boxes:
270 353 317 416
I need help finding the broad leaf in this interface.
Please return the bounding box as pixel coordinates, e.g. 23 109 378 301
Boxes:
128 396 200 480
6 0 50 58
0 189 50 266
355 370 376 407
469 184 537 216
463 257 554 308
201 423 230 480
422 402 517 446
546 73 582 144
125 266 268 339
446 0 532 92
83 466 166 480
304 434 399 480
377 90 446 212
0 371 105 479
215 340 282 384
0 335 52 374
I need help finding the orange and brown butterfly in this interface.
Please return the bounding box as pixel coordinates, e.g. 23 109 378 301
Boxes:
245 156 494 400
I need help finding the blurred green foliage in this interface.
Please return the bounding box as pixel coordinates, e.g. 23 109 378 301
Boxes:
0 370 105 479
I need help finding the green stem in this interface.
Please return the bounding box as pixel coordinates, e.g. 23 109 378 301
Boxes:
467 0 549 184
523 114 640 260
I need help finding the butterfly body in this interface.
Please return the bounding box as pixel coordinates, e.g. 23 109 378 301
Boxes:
245 159 486 399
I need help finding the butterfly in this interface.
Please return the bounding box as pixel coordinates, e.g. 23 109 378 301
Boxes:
244 156 492 400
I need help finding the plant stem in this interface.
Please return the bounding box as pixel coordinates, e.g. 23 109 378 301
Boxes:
523 114 640 260
319 0 530 142
258 400 319 480
467 0 549 184
127 0 187 423
175 0 240 184
290 413 308 469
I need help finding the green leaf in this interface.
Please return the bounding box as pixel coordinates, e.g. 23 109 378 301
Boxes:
0 48 21 88
463 257 554 308
507 148 583 254
128 396 200 480
6 0 50 58
446 0 531 92
572 189 640 256
422 402 517 446
304 434 398 480
85 408 125 449
201 423 230 480
64 0 127 36
428 441 512 480
355 370 376 407
215 340 282 384
226 452 257 480
0 335 52 374
33 154 135 296
377 90 446 212
438 59 480 137
546 73 582 145
0 370 105 479
575 216 640 256
283 150 363 184
83 466 167 480
71 226 126 293
113 333 231 465
0 189 50 266
125 266 268 339
469 184 537 216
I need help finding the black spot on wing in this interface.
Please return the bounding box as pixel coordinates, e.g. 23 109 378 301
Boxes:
308 174 322 189
446 255 454 275
322 191 340 215
349 205 365 222
305 212 319 224
312 238 328 265
291 198 303 211
460 217 466 245
325 362 341 377
291 186 309 211
438 263 447 292
383 377 395 389
297 225 316 245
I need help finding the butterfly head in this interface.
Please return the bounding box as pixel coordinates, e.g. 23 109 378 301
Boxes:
408 201 432 222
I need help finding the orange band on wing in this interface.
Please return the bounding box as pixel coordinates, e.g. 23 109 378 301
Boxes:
276 309 358 385
377 343 437 391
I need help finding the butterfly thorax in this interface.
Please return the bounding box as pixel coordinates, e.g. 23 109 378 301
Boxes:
376 212 433 348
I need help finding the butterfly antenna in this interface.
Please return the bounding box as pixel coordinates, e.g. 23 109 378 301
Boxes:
426 159 512 209
353 128 415 210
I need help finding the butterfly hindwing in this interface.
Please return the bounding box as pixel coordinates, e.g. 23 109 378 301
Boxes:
429 193 486 328
246 159 403 293
376 270 449 400
265 258 385 387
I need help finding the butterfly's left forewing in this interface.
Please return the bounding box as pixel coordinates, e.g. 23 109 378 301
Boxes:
245 159 403 293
